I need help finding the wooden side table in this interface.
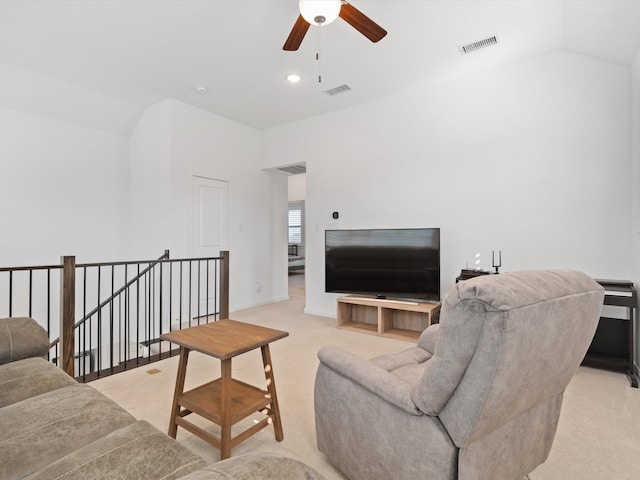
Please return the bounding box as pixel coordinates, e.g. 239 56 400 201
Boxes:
161 319 289 459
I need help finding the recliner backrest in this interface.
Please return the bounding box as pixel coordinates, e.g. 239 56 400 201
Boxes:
412 270 604 447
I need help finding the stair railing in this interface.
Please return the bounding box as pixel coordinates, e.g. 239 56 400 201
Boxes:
0 250 229 381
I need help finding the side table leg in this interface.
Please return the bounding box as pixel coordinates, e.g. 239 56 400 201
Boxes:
169 346 190 438
220 358 233 459
261 344 284 441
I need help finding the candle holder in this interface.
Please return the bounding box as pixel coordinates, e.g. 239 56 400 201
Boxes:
492 250 502 274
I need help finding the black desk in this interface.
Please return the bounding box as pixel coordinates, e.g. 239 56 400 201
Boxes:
455 269 491 283
582 279 638 388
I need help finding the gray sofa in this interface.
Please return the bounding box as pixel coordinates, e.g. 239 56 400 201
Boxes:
315 270 604 480
0 316 322 480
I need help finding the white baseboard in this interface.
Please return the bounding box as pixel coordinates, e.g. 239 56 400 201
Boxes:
303 307 335 318
230 295 290 314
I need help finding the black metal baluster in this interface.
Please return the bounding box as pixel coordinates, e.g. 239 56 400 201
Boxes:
215 259 219 320
136 263 140 364
159 260 163 356
197 260 201 324
47 269 51 361
189 261 192 328
124 264 128 368
206 259 209 319
28 270 33 317
110 265 114 374
83 266 87 380
179 261 183 331
8 271 12 317
97 266 102 374
169 261 173 332
146 268 150 359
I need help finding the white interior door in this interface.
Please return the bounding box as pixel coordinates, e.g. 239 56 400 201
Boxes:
192 176 228 255
191 176 228 318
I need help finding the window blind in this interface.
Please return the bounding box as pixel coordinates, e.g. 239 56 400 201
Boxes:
288 209 302 244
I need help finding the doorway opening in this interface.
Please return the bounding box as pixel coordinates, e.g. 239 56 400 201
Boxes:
287 173 306 296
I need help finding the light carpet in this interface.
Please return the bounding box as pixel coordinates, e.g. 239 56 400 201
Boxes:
92 272 640 479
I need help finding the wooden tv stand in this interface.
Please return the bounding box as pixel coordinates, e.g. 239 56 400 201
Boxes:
336 296 440 342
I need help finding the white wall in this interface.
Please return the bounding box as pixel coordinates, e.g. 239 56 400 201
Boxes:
264 51 632 317
0 104 129 266
130 99 289 311
631 49 640 375
171 100 289 310
288 173 307 201
0 61 142 137
0 48 634 332
0 92 287 320
128 99 173 258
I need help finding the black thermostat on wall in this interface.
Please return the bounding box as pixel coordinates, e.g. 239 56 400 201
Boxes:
332 212 339 219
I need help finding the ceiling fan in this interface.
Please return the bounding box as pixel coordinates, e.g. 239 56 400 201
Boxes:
283 0 387 51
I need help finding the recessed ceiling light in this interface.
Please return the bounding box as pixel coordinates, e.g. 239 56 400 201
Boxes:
195 85 208 94
286 74 302 84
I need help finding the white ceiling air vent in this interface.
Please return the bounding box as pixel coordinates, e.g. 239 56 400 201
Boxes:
277 164 307 175
324 84 351 96
458 35 499 55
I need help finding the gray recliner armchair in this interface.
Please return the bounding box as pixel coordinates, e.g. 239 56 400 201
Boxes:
314 270 604 480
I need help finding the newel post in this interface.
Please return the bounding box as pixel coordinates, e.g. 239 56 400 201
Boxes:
60 255 75 376
220 250 229 320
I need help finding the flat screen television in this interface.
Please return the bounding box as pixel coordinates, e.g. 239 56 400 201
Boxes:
325 228 440 302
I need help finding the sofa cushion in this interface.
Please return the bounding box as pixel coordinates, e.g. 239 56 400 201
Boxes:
180 453 324 480
24 420 206 480
0 357 77 408
0 383 135 479
0 317 50 365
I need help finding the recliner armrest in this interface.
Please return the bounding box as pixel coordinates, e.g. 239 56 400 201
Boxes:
0 317 50 365
317 345 422 416
417 323 440 354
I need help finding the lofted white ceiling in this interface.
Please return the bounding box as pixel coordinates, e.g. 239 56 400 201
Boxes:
0 0 639 134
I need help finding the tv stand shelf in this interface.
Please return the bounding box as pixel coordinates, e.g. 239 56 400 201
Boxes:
336 296 440 342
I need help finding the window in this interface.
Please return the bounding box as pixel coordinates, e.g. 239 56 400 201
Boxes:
288 208 302 244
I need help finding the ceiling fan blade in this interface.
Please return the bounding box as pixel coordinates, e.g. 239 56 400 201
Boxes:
283 15 310 51
339 2 387 43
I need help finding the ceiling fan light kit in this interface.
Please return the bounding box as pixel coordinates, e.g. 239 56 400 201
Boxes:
299 0 341 26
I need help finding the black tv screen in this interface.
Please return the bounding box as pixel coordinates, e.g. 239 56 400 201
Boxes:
325 228 440 302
